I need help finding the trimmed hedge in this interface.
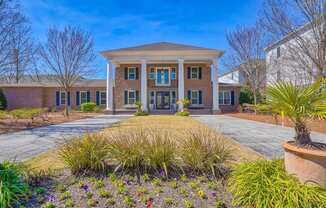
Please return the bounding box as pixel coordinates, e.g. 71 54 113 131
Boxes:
80 102 96 112
175 111 190 116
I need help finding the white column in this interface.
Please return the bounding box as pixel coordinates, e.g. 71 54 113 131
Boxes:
212 59 220 112
106 61 113 111
178 59 184 111
140 59 148 111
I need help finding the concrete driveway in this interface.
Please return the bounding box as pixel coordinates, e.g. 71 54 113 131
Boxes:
193 115 326 159
0 115 129 161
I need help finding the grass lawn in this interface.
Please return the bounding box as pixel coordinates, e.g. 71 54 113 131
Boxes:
26 115 263 172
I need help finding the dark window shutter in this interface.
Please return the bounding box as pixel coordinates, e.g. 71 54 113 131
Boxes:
136 67 139 80
87 91 90 102
124 67 128 80
68 91 71 106
136 90 140 101
187 90 191 100
231 91 235 105
198 67 202 79
56 91 60 106
96 91 100 105
199 90 202 104
76 91 80 106
187 67 191 79
124 91 128 105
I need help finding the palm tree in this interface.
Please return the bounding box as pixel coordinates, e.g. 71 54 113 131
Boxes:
266 78 326 145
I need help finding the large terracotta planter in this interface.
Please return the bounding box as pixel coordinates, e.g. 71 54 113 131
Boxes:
283 142 326 187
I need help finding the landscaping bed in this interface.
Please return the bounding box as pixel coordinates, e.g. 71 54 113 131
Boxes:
2 116 325 208
227 112 326 134
0 111 101 134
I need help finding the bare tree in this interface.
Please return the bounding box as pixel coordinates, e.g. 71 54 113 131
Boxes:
38 26 97 116
226 22 266 107
261 0 326 81
8 20 35 83
0 0 26 76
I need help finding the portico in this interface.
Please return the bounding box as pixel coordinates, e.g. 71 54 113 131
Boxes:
100 42 226 114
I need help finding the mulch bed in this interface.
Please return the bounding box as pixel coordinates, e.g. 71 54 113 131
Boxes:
0 112 100 135
226 113 326 134
21 170 234 208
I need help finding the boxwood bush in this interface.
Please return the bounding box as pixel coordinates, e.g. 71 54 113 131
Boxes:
229 159 326 208
10 108 46 120
175 111 190 116
80 102 97 112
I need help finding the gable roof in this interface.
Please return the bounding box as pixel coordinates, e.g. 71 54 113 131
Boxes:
101 42 224 58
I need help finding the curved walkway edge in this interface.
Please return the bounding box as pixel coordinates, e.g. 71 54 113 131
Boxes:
0 115 130 162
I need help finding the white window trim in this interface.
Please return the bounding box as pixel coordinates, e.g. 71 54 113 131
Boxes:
155 67 171 86
99 91 106 105
124 89 137 107
190 66 200 80
80 91 88 104
60 91 66 105
128 67 136 80
171 68 176 80
190 90 200 105
219 90 231 105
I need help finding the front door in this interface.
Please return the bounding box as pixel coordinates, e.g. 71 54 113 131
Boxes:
156 91 170 109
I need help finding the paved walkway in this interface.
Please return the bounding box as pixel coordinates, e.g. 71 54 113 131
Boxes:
193 115 326 159
0 115 129 161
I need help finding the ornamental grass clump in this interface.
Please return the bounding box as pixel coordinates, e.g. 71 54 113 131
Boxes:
59 134 109 175
0 161 28 208
179 128 231 176
229 160 326 208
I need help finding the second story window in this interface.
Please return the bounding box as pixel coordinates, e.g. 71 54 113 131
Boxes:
156 68 170 86
276 47 281 58
128 67 136 80
150 68 155 80
187 66 202 80
171 68 176 80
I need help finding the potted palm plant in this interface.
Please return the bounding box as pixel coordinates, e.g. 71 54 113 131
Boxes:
266 78 326 187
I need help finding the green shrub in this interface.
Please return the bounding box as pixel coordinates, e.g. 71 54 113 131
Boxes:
94 106 102 113
59 134 109 174
134 111 149 116
80 102 97 112
239 86 253 104
0 161 28 207
179 128 231 175
255 103 272 114
10 108 45 120
229 160 326 208
0 89 7 110
175 111 190 116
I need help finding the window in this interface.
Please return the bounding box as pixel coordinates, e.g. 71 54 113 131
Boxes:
150 91 155 105
191 91 199 104
191 67 199 79
188 90 202 105
219 91 231 105
156 68 170 86
276 47 281 58
277 70 281 81
171 68 176 80
60 91 66 105
128 67 136 80
99 91 106 105
127 90 136 105
150 68 155 80
80 91 88 104
171 91 176 104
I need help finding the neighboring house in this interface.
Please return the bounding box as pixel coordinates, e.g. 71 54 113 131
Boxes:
0 76 107 110
101 42 240 114
265 24 323 86
219 60 266 90
0 42 242 113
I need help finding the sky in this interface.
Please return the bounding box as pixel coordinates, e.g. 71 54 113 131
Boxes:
20 0 263 78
